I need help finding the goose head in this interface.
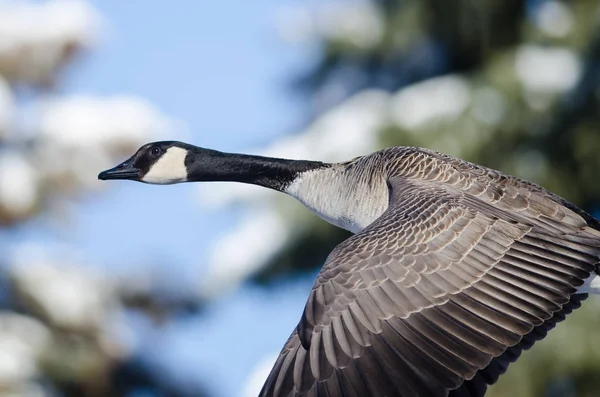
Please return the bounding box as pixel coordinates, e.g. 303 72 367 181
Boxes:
98 141 194 184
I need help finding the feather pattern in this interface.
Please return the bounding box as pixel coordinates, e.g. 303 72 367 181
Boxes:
260 147 600 397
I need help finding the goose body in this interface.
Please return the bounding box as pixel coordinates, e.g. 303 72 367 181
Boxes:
99 142 600 397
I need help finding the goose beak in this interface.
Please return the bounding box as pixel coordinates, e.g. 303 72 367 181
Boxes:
98 159 140 181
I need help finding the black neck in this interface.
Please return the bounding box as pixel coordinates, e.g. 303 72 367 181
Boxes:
185 147 329 191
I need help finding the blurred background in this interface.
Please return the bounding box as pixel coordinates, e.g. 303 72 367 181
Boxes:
1 0 600 396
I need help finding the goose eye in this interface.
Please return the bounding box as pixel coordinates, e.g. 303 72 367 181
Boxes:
151 146 161 156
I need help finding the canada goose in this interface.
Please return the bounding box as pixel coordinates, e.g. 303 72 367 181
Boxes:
99 141 600 397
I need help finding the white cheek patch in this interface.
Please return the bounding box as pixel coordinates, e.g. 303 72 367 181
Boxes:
142 147 189 184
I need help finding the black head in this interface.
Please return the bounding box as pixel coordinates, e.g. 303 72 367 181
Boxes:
98 141 194 184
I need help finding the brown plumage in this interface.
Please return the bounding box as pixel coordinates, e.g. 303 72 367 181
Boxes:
259 147 600 397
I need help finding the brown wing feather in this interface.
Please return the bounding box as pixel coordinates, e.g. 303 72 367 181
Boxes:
260 149 600 397
449 293 586 397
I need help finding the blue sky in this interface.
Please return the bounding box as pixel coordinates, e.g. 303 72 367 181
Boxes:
52 1 319 396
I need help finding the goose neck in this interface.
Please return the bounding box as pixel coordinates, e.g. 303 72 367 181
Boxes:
186 149 329 192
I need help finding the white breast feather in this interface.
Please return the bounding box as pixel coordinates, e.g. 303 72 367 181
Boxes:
285 168 388 233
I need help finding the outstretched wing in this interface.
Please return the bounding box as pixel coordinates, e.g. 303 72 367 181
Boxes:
260 169 600 397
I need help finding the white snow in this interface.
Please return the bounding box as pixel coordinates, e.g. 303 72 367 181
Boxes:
200 208 290 298
275 2 384 49
37 95 174 150
0 0 102 85
535 1 573 38
515 45 581 93
390 75 471 130
0 312 50 385
0 151 38 219
9 243 116 329
317 2 384 49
